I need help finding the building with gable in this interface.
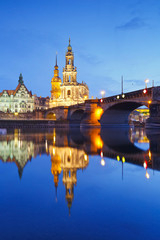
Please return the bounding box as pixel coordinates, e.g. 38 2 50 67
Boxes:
0 74 35 113
49 39 89 108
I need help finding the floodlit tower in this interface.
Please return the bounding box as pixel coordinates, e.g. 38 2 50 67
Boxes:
51 55 62 100
62 38 77 84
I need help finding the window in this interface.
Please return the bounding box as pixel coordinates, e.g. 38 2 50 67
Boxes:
67 90 71 96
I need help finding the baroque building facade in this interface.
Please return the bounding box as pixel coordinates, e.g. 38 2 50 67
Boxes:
0 74 35 113
49 39 89 108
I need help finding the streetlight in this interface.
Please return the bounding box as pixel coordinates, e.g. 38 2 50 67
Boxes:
100 90 105 98
145 79 149 88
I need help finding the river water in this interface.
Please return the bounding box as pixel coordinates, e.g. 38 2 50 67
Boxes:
0 127 160 240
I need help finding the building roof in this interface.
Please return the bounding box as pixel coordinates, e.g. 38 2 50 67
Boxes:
0 83 32 97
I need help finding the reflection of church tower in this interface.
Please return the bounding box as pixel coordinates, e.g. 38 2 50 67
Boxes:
62 38 77 85
63 168 77 213
51 153 62 198
50 55 62 108
49 144 89 213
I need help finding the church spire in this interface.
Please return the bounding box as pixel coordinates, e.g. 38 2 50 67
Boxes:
67 38 72 52
18 73 24 84
55 52 58 67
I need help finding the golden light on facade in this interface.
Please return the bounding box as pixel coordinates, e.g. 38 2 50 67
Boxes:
117 155 120 161
84 154 88 161
84 95 88 100
148 100 152 104
95 135 103 149
101 159 105 166
95 107 104 120
53 129 56 144
53 148 55 155
148 150 151 159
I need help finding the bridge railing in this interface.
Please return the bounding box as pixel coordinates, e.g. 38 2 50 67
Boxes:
85 87 153 104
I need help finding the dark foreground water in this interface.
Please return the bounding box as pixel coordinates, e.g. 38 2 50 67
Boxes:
0 127 160 240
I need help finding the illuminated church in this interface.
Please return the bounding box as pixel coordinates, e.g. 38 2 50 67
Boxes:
49 39 89 108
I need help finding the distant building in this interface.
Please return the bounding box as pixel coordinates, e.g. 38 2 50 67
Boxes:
129 108 150 124
37 96 50 110
0 74 35 113
49 39 89 108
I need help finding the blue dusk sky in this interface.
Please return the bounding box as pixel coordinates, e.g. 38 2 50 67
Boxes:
0 0 160 98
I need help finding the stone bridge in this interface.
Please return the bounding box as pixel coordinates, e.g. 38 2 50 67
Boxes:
44 86 160 127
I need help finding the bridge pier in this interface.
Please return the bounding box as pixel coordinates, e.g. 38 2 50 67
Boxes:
80 102 102 128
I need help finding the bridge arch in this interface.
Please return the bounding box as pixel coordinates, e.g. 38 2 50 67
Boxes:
45 112 57 120
70 109 85 122
100 101 148 126
44 108 65 120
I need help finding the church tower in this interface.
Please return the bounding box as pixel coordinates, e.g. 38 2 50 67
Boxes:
49 39 89 108
50 55 62 100
49 55 62 108
62 38 77 84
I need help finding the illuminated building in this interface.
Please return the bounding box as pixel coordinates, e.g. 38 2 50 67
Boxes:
49 39 89 107
0 132 35 178
0 74 35 113
49 55 62 108
49 145 89 211
129 108 150 124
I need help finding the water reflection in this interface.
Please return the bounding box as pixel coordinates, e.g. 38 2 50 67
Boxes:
0 127 160 210
49 145 89 212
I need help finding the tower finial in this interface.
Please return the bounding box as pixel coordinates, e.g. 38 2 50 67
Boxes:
55 52 58 66
18 73 24 84
67 38 72 52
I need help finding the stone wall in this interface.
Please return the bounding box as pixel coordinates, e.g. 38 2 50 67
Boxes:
0 111 36 120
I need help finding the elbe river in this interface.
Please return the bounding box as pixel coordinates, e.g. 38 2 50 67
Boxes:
0 127 160 240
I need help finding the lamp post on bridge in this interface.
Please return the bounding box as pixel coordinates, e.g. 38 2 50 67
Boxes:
100 90 105 98
145 79 149 88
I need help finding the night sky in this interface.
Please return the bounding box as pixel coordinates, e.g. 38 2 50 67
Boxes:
0 0 160 98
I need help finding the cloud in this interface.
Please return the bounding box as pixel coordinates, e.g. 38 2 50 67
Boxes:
116 17 147 31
